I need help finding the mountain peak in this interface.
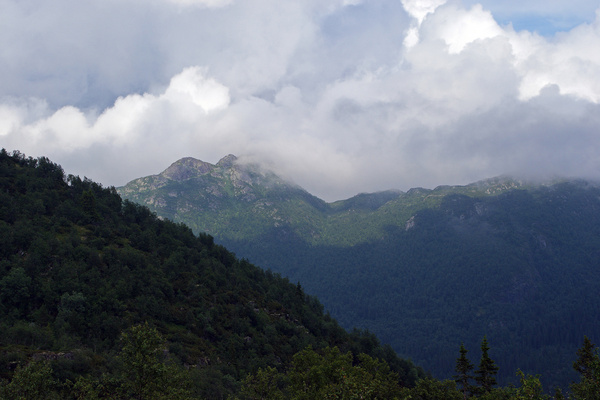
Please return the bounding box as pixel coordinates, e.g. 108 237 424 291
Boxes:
162 157 212 181
217 154 237 168
160 155 239 182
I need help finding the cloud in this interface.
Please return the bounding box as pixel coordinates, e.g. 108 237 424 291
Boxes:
165 0 232 7
401 0 447 25
401 0 447 48
1 0 600 201
421 3 504 53
1 67 229 157
516 14 600 102
164 67 230 113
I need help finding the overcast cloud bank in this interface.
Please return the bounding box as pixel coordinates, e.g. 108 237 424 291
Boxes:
1 0 600 201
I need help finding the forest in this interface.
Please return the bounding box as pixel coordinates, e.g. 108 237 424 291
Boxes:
0 148 599 399
217 181 600 389
0 149 424 398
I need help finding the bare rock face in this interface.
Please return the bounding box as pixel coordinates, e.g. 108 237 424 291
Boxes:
216 154 237 168
162 157 213 181
405 216 415 231
160 154 242 182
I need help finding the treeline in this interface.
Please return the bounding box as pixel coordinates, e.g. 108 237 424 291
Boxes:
0 149 425 398
238 335 600 399
3 330 596 399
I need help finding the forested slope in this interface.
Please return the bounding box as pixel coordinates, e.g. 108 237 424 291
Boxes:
0 149 425 398
118 155 600 389
222 183 600 389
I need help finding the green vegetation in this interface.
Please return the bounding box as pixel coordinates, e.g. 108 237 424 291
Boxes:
2 149 600 398
123 157 600 389
233 337 600 399
236 346 406 399
475 336 499 394
118 157 531 248
455 343 474 399
3 329 599 398
0 149 425 398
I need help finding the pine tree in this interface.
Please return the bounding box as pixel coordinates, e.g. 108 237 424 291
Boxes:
573 336 597 380
474 336 498 393
571 336 600 400
454 343 474 399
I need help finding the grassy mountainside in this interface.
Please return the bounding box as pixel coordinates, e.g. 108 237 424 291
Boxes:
0 150 425 398
118 155 330 244
118 156 526 247
118 155 600 390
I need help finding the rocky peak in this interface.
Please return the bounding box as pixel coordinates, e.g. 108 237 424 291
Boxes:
216 154 238 168
162 157 212 181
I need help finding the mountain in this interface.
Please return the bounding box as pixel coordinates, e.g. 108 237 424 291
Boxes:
118 155 525 247
118 155 600 389
118 155 329 243
0 149 426 398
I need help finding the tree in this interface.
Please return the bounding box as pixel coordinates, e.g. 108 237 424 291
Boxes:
571 336 600 400
573 336 597 380
0 361 60 400
400 378 462 400
454 343 474 399
475 336 498 394
238 366 286 400
80 189 100 223
512 370 549 400
287 346 354 399
237 346 404 400
0 267 32 317
118 322 191 400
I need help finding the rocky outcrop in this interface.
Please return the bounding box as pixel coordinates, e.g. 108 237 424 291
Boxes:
216 154 237 168
162 157 213 181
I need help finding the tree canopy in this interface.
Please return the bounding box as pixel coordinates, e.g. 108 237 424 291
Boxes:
0 149 425 398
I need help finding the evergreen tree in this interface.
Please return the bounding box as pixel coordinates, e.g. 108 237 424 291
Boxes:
454 343 474 399
571 336 600 400
573 336 597 380
475 336 498 394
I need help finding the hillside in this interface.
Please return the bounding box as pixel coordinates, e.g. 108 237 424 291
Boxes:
0 149 425 398
118 155 329 244
118 155 600 389
118 156 526 247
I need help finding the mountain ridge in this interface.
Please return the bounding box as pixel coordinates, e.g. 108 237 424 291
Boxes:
123 155 543 203
117 155 552 247
117 155 600 389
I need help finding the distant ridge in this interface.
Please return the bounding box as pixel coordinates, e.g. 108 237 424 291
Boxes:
118 155 540 245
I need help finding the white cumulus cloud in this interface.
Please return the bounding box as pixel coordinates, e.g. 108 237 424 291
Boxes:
401 0 447 25
1 67 230 159
1 0 600 200
164 67 230 113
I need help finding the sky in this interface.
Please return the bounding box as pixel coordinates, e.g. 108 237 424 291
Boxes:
1 0 600 201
